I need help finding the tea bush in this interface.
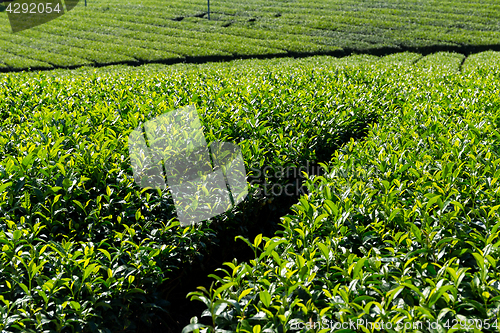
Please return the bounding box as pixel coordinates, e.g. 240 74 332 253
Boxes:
1 50 499 332
1 0 500 70
185 52 500 332
0 54 377 332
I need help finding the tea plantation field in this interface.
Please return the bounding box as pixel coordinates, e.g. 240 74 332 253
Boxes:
1 50 500 332
186 52 500 333
1 0 500 70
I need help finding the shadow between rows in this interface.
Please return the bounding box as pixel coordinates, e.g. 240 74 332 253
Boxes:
134 112 379 333
1 43 500 73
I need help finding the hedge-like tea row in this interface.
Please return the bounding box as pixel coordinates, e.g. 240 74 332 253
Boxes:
0 54 379 332
0 51 498 332
1 0 500 70
185 52 500 332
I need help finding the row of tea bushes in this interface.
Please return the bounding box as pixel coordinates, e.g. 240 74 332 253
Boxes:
1 0 500 70
0 54 379 331
184 52 500 332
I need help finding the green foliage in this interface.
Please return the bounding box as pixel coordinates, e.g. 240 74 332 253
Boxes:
185 51 500 332
1 0 500 70
0 54 376 331
2 49 500 331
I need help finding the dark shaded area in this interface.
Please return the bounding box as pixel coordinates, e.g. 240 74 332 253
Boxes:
7 0 67 33
65 0 79 11
314 111 379 162
2 43 500 73
459 54 468 71
4 0 79 32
